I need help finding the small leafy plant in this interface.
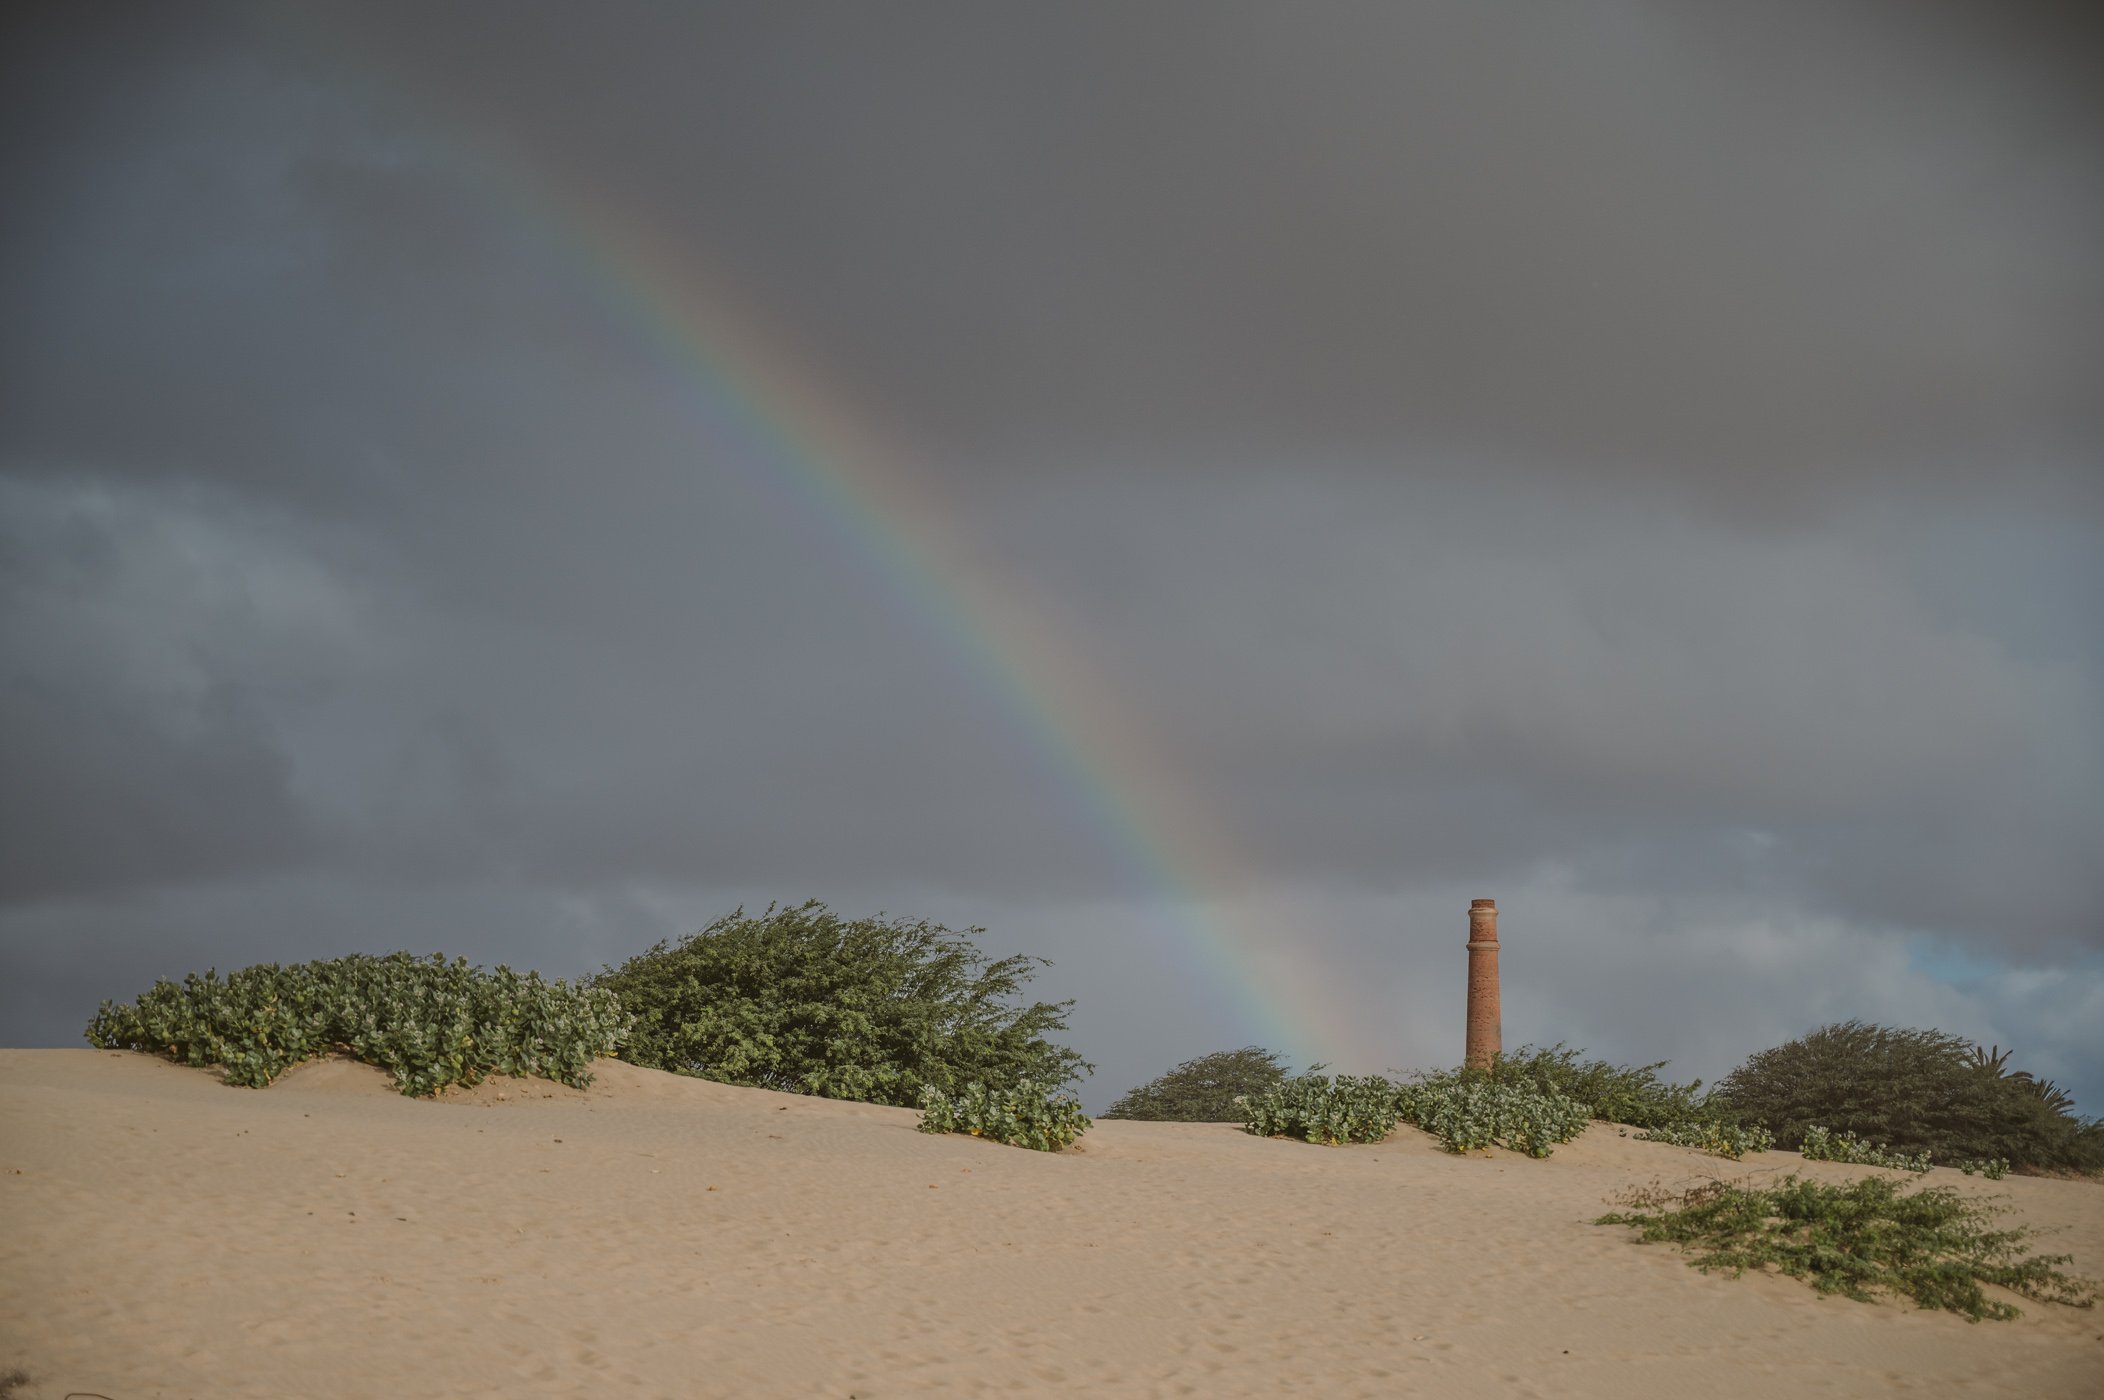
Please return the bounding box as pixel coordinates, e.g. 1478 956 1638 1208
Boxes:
917 1079 1090 1151
1636 1119 1778 1160
85 953 631 1097
1801 1124 1933 1173
1956 1157 2011 1180
1468 1044 1711 1129
1237 1073 1593 1157
1235 1073 1401 1145
1399 1079 1592 1158
1597 1172 2095 1321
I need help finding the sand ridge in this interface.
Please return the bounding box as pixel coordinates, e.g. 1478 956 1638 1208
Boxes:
3 1049 2100 1398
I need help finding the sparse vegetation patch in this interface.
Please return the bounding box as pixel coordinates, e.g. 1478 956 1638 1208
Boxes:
1636 1119 1777 1160
1597 1172 2096 1321
1799 1124 1933 1173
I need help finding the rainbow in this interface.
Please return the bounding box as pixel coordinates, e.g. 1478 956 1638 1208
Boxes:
554 208 1383 1070
291 22 1393 1073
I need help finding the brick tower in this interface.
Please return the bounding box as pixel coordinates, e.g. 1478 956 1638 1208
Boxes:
1465 898 1501 1070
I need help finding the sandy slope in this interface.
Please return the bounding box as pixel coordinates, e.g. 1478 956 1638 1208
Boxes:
2 1051 2099 1399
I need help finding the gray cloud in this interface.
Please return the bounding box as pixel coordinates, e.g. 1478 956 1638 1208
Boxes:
296 0 2104 515
3 2 2099 1109
975 475 2102 942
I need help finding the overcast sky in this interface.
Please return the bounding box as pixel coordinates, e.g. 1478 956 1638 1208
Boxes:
4 1 2099 1112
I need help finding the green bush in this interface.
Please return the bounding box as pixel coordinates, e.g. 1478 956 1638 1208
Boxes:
1101 1046 1289 1121
1391 1045 1739 1158
1800 1124 1933 1173
1400 1079 1592 1158
1957 1157 2011 1180
917 1080 1090 1151
593 901 1089 1107
1464 1044 1711 1129
1637 1119 1778 1160
1597 1173 2096 1321
85 953 630 1097
1715 1021 2103 1171
1238 1069 1592 1157
1236 1073 1401 1145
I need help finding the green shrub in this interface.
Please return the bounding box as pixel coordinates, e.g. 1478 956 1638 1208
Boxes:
1101 1046 1289 1121
1715 1021 2102 1171
917 1079 1090 1151
1800 1124 1933 1173
593 901 1090 1107
85 953 630 1097
1236 1073 1401 1145
1637 1119 1778 1160
1238 1071 1592 1157
1597 1172 2095 1321
1400 1079 1592 1158
1465 1044 1711 1129
1957 1157 2011 1180
1415 1046 1766 1158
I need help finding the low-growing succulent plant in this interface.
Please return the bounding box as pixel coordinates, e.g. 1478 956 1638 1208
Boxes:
1235 1073 1402 1145
1399 1079 1592 1158
1236 1073 1593 1158
85 952 631 1097
1636 1119 1778 1160
1462 1044 1711 1130
1800 1124 1933 1173
917 1079 1090 1151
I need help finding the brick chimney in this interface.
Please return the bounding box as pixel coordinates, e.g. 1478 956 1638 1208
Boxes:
1465 899 1500 1070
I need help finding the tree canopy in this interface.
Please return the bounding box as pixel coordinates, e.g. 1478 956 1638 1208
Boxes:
592 901 1090 1107
1715 1020 2102 1170
1100 1046 1290 1121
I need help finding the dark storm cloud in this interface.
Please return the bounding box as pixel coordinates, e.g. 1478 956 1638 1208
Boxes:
13 1 2099 516
2 3 2099 1105
975 477 2103 951
302 0 2104 516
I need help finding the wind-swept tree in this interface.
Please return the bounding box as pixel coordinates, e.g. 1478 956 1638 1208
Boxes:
1716 1020 2101 1170
1100 1046 1290 1121
593 901 1090 1107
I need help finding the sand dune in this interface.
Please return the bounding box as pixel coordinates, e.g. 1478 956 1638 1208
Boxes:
2 1049 2099 1398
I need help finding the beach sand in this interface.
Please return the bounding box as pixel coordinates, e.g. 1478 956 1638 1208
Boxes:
3 1049 2099 1398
